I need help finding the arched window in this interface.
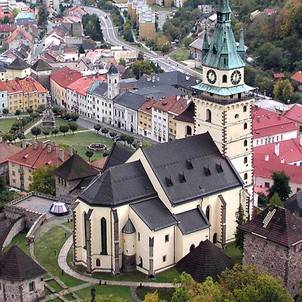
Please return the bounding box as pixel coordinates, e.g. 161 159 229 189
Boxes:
100 217 107 255
138 256 143 267
213 233 217 244
206 109 212 123
243 105 247 112
244 173 248 180
83 212 88 249
96 259 101 267
244 122 248 130
186 125 192 136
244 157 248 164
206 205 210 222
235 114 239 119
190 244 195 252
222 74 227 83
244 139 248 147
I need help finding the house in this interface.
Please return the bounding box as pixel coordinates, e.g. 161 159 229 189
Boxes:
5 57 31 80
0 142 21 184
50 67 82 107
273 72 284 81
54 153 98 200
73 133 247 275
284 104 302 133
0 80 7 110
189 33 204 65
31 58 53 90
291 71 302 92
239 206 302 296
0 245 45 302
175 101 195 139
8 141 71 191
253 107 298 147
0 24 16 46
5 27 34 50
3 76 48 113
14 12 36 25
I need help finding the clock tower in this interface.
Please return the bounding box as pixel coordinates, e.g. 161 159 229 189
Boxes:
193 0 255 215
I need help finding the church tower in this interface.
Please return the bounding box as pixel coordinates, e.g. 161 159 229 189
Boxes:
193 0 255 213
107 64 120 100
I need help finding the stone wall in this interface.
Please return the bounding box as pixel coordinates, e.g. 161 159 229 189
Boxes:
287 245 302 295
0 276 45 302
2 217 25 250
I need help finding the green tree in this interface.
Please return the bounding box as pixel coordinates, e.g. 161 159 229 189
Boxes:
119 58 126 66
29 165 56 196
2 108 8 115
94 124 101 134
132 60 154 79
269 171 291 201
59 124 69 136
31 127 41 139
82 14 104 41
68 122 78 133
27 108 33 115
144 291 159 302
273 79 294 102
235 203 246 250
15 110 21 116
51 128 59 137
85 150 94 162
268 192 283 207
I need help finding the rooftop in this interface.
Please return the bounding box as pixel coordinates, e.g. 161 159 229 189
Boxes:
50 67 82 88
291 71 302 84
3 77 48 94
0 142 21 165
31 58 52 72
7 57 30 70
284 104 302 124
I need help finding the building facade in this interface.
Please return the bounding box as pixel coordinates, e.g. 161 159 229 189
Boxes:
193 0 254 213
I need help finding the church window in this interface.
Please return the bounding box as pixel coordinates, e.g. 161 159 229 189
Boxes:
213 233 217 244
222 74 227 83
186 125 192 136
138 232 141 241
96 259 101 267
244 122 248 130
29 281 35 292
165 234 169 242
206 109 212 123
100 218 107 255
162 255 167 262
244 139 248 147
84 212 88 249
235 114 239 119
206 206 210 222
244 157 248 164
244 173 248 180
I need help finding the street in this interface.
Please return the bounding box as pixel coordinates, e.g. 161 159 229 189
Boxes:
83 6 202 78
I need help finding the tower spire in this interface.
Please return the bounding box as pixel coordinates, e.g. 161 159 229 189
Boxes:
217 0 231 14
237 28 246 61
202 25 210 59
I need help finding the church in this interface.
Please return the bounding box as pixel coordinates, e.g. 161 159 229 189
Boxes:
73 0 255 275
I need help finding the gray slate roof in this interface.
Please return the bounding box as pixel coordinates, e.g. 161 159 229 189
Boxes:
114 92 147 111
8 57 30 70
176 207 209 234
31 58 52 72
122 219 136 234
142 132 243 205
130 197 176 231
79 160 156 206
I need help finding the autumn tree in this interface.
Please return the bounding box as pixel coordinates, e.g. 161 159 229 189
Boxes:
273 79 294 102
29 165 56 196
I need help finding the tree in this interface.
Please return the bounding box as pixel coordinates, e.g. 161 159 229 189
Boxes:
15 109 21 116
235 203 246 250
85 150 94 162
37 5 49 28
119 58 126 66
51 128 59 137
126 136 134 146
68 122 78 133
29 165 56 196
101 128 109 136
109 131 117 138
0 176 16 208
42 129 50 136
82 14 104 41
59 124 69 136
31 126 41 139
2 108 8 115
131 60 154 79
273 79 294 102
144 291 159 302
27 108 33 115
269 171 291 201
94 124 101 134
269 192 283 207
36 104 46 114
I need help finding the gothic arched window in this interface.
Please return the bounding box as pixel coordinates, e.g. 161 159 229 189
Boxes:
186 125 192 136
206 205 210 222
222 74 227 83
206 109 212 123
100 217 107 255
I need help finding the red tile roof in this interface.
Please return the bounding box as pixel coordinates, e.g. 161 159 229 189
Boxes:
67 75 106 96
291 71 302 84
284 104 302 124
254 138 302 164
273 72 284 80
253 107 297 139
8 141 71 169
5 27 33 44
2 77 47 94
0 142 21 165
50 67 82 89
138 98 156 114
0 24 16 33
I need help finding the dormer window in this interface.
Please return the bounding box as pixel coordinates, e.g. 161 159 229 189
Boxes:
222 75 227 83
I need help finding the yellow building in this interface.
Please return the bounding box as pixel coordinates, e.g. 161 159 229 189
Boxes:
73 133 247 275
5 57 31 80
4 77 48 113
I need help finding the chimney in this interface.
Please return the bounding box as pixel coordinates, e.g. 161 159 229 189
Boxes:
274 143 280 157
264 154 269 161
47 144 52 153
176 95 181 101
59 149 64 162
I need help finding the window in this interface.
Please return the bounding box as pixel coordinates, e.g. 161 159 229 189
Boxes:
206 205 210 222
244 122 248 130
244 139 248 147
100 218 107 255
165 234 169 242
206 109 212 123
213 233 217 244
162 255 167 262
222 74 227 83
96 259 101 267
186 125 192 136
190 244 195 252
235 114 239 119
265 182 270 188
138 232 140 241
243 105 247 112
29 281 35 292
244 173 248 180
244 157 248 164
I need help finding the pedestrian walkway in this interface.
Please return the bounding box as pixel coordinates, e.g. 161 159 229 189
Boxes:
58 236 178 289
24 118 42 135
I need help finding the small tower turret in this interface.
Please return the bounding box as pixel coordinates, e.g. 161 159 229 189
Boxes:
202 25 210 60
237 28 246 61
107 64 119 100
122 219 136 272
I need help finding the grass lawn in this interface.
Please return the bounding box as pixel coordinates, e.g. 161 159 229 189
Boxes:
50 131 114 161
46 279 63 293
76 285 132 301
63 293 75 301
225 242 243 263
136 287 174 301
5 231 29 254
35 226 83 288
170 47 190 62
0 118 17 133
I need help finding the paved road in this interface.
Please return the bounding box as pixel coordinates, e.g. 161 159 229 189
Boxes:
83 6 201 78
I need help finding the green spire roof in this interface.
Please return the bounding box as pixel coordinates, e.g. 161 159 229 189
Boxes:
202 26 210 52
202 0 245 70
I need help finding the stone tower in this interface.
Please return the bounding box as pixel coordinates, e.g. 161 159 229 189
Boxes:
193 0 255 214
122 218 136 272
107 64 120 100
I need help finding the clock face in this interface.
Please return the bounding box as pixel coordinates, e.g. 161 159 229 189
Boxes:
207 69 217 84
231 70 242 85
